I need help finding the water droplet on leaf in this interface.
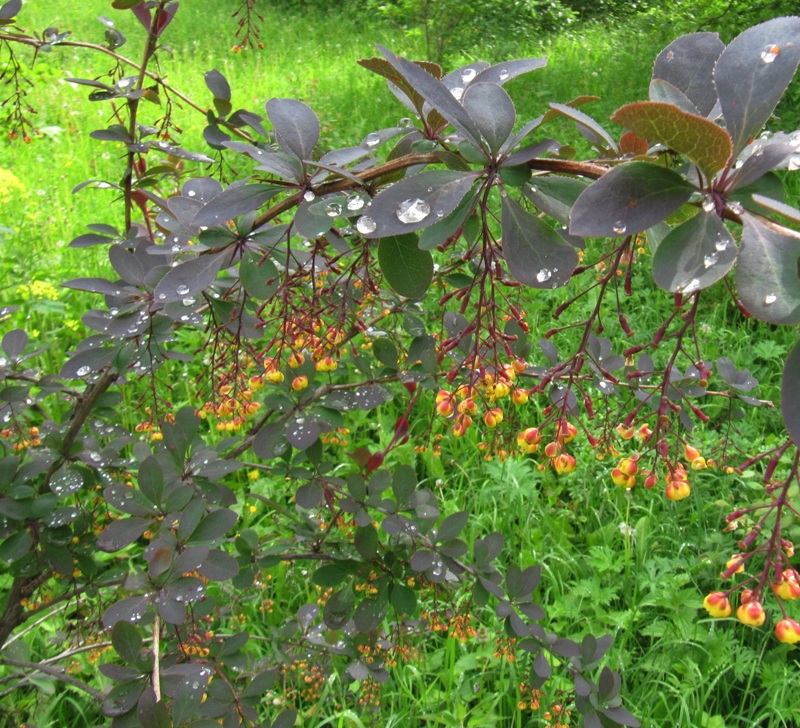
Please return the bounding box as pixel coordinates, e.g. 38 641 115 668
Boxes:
536 268 552 283
356 216 376 235
761 44 780 63
764 293 777 305
346 193 365 211
461 68 476 83
703 253 718 268
365 132 381 147
303 190 316 202
450 86 464 101
612 221 627 234
325 202 342 217
396 198 431 224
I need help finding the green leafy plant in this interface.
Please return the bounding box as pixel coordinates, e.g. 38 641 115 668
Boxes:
1 2 800 726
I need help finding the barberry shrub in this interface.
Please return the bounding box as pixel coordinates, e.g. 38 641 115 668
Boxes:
1 1 800 726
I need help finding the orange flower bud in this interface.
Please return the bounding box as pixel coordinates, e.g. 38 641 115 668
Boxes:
691 456 707 470
248 375 264 391
511 388 529 405
643 472 658 489
287 352 305 368
458 398 478 416
316 356 338 372
517 427 541 454
725 556 745 575
703 592 732 618
736 599 766 627
555 420 577 444
483 408 503 428
291 375 308 391
665 479 691 501
616 424 635 440
553 453 576 474
775 618 800 644
543 441 561 458
772 569 800 600
684 444 701 462
264 369 284 384
636 424 653 441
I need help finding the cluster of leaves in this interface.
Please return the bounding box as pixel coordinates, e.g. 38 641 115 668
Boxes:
1 0 800 726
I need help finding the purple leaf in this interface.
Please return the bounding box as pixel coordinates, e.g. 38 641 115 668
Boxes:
716 17 800 157
652 32 724 116
501 195 578 289
736 216 800 324
652 210 737 293
569 162 694 238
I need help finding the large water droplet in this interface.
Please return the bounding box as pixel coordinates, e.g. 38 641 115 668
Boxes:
715 238 730 252
678 278 701 294
536 268 552 283
788 155 800 171
764 293 777 305
398 117 413 129
356 216 377 235
176 284 190 296
76 366 92 377
702 196 715 213
303 190 316 202
703 253 718 269
761 44 780 63
499 69 509 81
364 132 381 148
612 221 627 234
325 202 342 217
182 297 196 306
450 86 464 101
461 67 476 83
346 193 365 211
396 198 431 224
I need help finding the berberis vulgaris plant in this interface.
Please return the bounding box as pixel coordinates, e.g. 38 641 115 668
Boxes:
2 0 800 725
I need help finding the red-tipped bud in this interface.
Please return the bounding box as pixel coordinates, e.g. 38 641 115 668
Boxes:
775 618 800 644
544 441 561 458
736 599 766 627
665 479 691 501
553 453 576 474
703 592 732 618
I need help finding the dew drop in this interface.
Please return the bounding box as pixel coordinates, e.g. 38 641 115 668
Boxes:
665 50 674 62
612 221 627 235
461 67 476 83
702 196 715 213
450 86 464 101
356 216 377 235
536 268 552 283
76 366 92 377
176 284 190 296
187 190 196 197
398 117 413 129
703 253 718 269
303 190 316 202
715 238 730 252
182 297 196 306
788 155 800 171
365 132 381 148
499 69 509 81
325 202 342 217
761 44 780 63
346 193 365 211
678 278 701 294
396 198 431 224
764 293 777 305
728 200 744 214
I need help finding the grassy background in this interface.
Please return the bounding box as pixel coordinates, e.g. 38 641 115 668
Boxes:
1 2 800 727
